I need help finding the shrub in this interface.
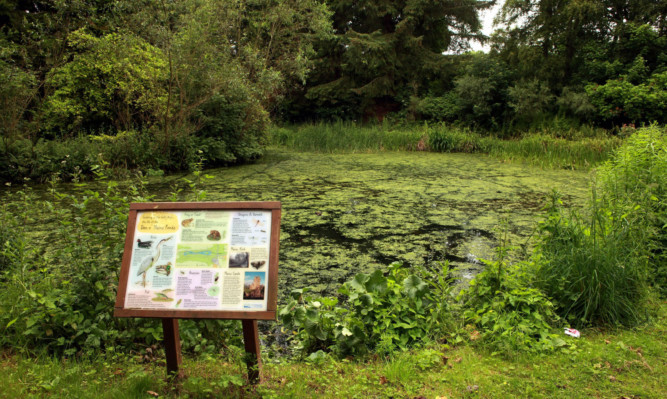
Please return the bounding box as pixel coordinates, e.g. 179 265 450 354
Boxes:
0 173 242 356
586 71 667 125
0 131 200 183
508 79 554 123
556 87 596 121
42 30 167 135
595 126 667 295
457 245 564 356
416 93 459 122
279 262 452 358
536 126 666 326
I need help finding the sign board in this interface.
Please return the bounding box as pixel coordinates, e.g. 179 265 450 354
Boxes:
114 202 281 320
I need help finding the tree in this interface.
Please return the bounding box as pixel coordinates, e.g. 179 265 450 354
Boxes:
294 0 492 121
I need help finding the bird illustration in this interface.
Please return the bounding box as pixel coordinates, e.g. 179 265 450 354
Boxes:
250 260 265 270
155 262 172 276
137 239 153 249
137 237 172 287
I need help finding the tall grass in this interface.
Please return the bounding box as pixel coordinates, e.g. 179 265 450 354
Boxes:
536 191 650 327
271 122 623 169
270 122 425 152
482 134 622 169
535 125 666 326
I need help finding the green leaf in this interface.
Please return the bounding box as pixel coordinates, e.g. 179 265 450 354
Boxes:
347 273 370 292
402 275 428 299
365 270 388 294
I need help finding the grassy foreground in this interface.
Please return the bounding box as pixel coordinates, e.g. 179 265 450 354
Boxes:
2 304 664 399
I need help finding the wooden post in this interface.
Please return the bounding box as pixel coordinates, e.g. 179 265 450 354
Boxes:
162 318 182 378
242 319 262 384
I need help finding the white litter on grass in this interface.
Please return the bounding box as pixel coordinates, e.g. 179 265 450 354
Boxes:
564 328 581 338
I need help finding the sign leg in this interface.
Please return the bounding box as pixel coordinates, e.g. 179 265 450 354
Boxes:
162 318 182 378
242 319 262 384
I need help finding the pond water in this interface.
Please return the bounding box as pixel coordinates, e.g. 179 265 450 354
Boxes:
150 150 590 296
6 150 591 298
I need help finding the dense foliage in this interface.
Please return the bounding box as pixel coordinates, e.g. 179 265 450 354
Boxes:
0 168 241 356
2 1 665 183
0 0 331 182
279 262 452 358
283 0 666 128
535 126 666 326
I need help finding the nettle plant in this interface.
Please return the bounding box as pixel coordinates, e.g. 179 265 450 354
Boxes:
279 262 452 358
457 245 566 356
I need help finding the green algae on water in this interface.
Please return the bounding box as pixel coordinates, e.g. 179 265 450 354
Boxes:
160 150 589 296
3 150 589 298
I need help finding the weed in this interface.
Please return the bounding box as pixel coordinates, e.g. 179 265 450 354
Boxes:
279 262 453 358
457 241 565 356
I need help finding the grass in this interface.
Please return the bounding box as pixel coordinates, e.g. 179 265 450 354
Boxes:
2 304 664 398
270 122 425 153
270 122 623 169
482 134 621 169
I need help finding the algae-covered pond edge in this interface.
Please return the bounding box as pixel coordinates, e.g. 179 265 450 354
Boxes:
140 150 591 296
2 150 590 298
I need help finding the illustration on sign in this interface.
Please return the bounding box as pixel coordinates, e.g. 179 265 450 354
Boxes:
124 210 271 311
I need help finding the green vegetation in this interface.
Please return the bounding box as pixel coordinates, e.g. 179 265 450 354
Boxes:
288 1 666 129
1 127 665 396
279 263 452 357
2 1 665 183
1 0 665 395
1 310 665 398
457 242 564 356
536 126 667 328
0 0 331 182
0 168 242 356
272 122 622 169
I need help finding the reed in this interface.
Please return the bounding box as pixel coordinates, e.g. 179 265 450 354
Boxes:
271 122 624 169
270 121 424 153
535 125 666 326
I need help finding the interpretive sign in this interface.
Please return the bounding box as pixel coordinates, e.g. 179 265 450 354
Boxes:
115 202 281 320
114 202 281 383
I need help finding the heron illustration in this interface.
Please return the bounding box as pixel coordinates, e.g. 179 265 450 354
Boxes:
137 237 172 287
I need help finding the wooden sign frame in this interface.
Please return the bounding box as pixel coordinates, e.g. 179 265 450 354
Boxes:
114 201 281 382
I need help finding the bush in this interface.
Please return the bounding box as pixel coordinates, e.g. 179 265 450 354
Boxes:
0 174 242 356
457 244 564 356
416 93 459 122
41 30 167 136
279 262 452 358
0 131 201 183
536 126 665 326
595 126 667 295
586 71 667 125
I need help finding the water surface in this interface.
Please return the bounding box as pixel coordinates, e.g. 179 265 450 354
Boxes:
168 150 590 295
5 150 590 297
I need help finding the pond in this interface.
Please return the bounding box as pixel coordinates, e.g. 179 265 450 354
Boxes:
150 150 590 296
6 149 591 298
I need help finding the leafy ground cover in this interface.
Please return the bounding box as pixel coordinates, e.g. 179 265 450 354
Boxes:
1 303 664 398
